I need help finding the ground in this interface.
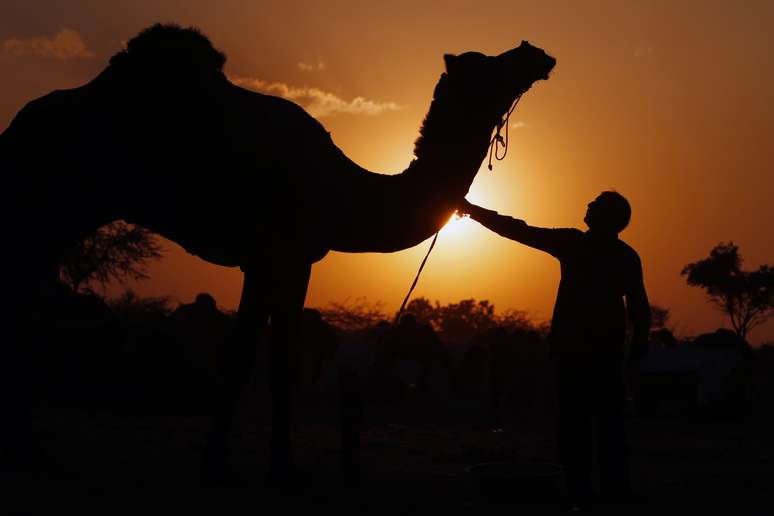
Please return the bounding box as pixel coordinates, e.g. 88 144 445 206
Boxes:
4 383 774 516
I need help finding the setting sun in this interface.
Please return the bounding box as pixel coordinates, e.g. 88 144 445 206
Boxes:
440 212 475 238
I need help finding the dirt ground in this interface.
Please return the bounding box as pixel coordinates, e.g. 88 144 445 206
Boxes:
4 383 774 516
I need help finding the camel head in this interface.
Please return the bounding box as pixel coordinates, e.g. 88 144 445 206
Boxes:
442 41 555 126
413 40 554 178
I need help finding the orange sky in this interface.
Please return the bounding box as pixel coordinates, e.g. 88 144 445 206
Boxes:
2 1 772 343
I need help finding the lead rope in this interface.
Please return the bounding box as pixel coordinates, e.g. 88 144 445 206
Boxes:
393 230 440 328
393 95 522 327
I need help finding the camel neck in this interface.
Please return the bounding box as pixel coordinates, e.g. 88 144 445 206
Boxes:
408 74 496 199
324 75 502 254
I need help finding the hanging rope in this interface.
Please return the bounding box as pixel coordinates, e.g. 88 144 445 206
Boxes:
487 93 523 171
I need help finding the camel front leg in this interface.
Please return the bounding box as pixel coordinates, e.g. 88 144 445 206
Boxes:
268 259 311 481
204 269 268 483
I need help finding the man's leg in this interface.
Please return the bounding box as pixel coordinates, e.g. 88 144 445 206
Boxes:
598 411 630 496
596 356 631 498
556 359 594 505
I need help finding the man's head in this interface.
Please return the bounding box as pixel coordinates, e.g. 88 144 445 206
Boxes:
584 191 631 234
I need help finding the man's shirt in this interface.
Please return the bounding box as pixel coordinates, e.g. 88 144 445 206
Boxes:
472 210 650 356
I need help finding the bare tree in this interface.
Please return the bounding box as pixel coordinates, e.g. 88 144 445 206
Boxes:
404 297 438 327
682 242 773 340
59 221 164 294
498 308 539 333
108 289 173 323
405 297 501 343
318 297 386 333
648 304 671 331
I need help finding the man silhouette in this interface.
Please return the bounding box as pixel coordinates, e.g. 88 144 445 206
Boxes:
458 191 650 509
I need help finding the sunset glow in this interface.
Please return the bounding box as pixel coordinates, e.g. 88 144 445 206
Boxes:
1 1 772 344
440 213 475 239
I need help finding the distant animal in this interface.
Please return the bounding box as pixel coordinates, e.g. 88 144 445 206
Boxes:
373 314 453 393
297 308 339 391
1 23 555 481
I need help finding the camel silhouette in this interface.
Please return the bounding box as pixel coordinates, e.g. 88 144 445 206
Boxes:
0 23 555 482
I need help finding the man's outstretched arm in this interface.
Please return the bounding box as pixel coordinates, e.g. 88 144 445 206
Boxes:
458 199 572 257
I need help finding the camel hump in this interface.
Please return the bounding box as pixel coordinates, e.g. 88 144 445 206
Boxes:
109 23 226 73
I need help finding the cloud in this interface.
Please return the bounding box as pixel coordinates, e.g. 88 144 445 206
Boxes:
510 121 529 129
298 58 326 72
3 28 94 60
231 76 400 118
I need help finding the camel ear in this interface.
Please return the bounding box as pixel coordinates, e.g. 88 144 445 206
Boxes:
444 53 458 73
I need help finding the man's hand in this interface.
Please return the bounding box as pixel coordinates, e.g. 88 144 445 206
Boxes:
623 356 642 405
455 198 479 218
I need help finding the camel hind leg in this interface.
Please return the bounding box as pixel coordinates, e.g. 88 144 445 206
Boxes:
0 279 35 469
0 254 60 470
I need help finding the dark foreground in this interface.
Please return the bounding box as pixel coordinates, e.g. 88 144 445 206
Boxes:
4 385 774 516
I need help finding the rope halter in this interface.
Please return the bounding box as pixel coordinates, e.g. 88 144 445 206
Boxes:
487 93 523 171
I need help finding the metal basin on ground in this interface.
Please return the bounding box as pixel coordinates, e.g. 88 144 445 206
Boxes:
465 462 563 503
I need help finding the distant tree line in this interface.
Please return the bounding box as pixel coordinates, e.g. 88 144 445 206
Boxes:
318 296 547 344
56 222 772 345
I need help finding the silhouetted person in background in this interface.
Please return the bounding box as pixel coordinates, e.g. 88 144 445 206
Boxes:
384 314 449 392
459 191 651 510
170 293 232 388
